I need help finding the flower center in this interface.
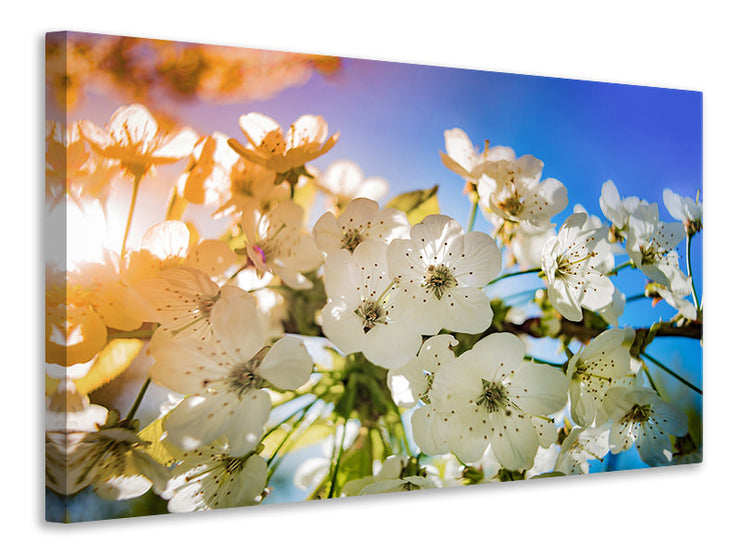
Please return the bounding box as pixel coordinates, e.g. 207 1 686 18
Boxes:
498 194 524 217
341 227 365 252
251 222 288 266
220 455 246 475
197 293 219 316
475 379 508 413
354 300 388 333
608 224 625 243
231 161 260 196
423 264 458 300
226 345 270 398
687 220 702 237
260 129 285 155
625 403 653 423
401 481 420 491
419 372 435 405
554 250 596 282
574 362 613 384
639 240 664 265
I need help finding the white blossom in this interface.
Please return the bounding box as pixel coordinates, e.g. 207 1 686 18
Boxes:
313 197 410 255
79 103 198 178
164 443 267 511
625 203 686 287
228 112 338 182
663 188 702 235
554 424 611 475
64 412 170 501
241 199 323 289
411 333 568 470
315 160 389 210
477 169 567 232
342 455 441 496
599 180 649 235
439 128 517 184
150 287 313 455
571 205 627 325
387 334 458 408
388 214 501 335
566 328 634 427
651 282 698 322
320 239 421 369
236 268 288 339
133 267 231 342
177 132 241 207
599 386 688 466
45 380 109 495
541 212 615 322
508 227 556 270
125 220 238 284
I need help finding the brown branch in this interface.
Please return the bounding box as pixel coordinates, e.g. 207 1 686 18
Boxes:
498 317 702 345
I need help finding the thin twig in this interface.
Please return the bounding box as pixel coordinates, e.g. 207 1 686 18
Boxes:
642 352 702 395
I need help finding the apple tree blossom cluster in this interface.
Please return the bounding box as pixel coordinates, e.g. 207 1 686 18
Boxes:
46 104 702 518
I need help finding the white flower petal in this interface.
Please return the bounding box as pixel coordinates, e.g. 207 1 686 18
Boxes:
488 412 540 471
410 405 449 456
460 333 526 381
259 336 313 390
635 421 672 466
210 286 265 360
651 401 689 437
164 394 235 451
320 301 366 356
445 410 490 464
362 321 421 369
508 362 568 416
452 231 501 286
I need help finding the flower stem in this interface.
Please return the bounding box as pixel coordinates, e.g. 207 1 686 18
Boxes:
328 420 348 498
466 190 479 233
608 260 633 276
268 411 327 484
107 323 158 340
124 376 151 422
625 293 648 304
120 173 143 260
524 355 564 368
487 267 541 287
642 352 702 395
265 403 316 469
264 397 319 442
226 261 251 284
391 404 413 456
642 365 661 396
505 287 541 299
686 234 700 310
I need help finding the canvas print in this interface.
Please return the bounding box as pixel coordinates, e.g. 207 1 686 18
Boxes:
45 31 703 523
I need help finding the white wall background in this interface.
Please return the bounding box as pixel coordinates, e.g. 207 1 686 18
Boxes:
5 1 735 551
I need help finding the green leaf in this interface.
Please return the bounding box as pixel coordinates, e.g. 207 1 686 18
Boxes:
310 427 376 499
281 272 327 337
165 187 189 221
496 468 526 481
48 339 143 397
385 186 439 225
335 374 358 419
530 471 566 479
292 175 318 217
337 438 374 491
261 418 334 458
138 415 184 466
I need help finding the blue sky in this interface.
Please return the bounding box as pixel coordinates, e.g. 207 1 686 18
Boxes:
225 56 703 391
